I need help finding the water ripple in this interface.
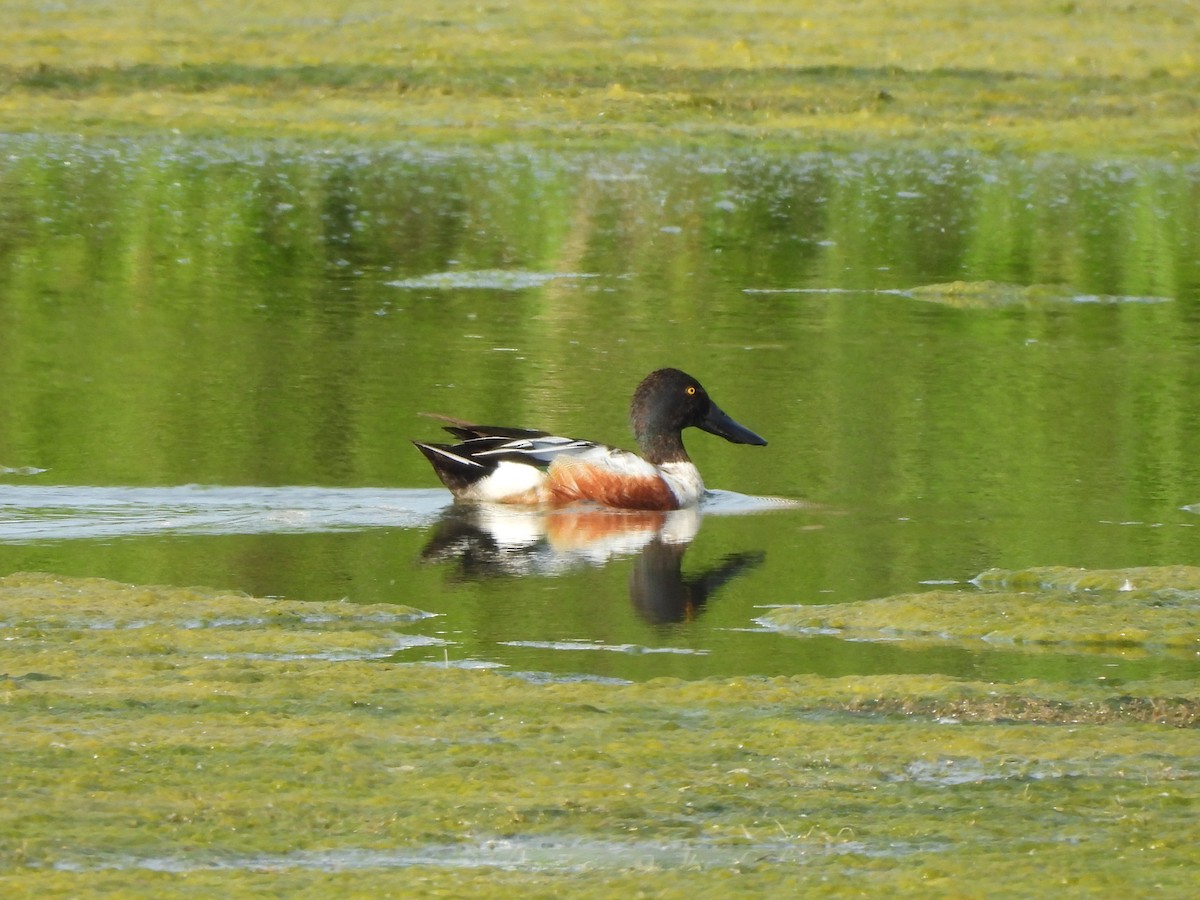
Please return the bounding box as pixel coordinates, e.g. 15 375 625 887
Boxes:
0 485 449 542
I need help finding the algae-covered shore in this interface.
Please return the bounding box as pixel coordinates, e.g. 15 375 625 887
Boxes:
2 573 1199 896
2 0 1198 154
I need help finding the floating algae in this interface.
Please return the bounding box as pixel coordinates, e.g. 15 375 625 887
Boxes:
386 270 599 291
972 565 1200 593
759 565 1200 653
0 571 432 662
900 281 1171 309
4 572 1200 896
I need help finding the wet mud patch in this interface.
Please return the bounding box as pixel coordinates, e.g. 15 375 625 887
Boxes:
759 565 1200 654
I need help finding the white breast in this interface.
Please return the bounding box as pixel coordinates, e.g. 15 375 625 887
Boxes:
657 461 705 507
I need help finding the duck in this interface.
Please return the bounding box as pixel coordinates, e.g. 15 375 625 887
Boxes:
413 368 766 510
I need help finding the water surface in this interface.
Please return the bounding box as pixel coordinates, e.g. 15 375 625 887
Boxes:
2 136 1198 683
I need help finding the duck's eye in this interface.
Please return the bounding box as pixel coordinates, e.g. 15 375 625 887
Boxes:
686 385 697 396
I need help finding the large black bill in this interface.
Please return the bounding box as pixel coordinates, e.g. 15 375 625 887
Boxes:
700 402 767 446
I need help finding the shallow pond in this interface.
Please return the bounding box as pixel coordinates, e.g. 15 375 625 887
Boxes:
1 135 1199 685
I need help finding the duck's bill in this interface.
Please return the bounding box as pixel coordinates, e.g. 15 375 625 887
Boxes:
701 403 767 446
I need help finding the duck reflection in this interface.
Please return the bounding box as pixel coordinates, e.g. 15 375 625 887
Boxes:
420 504 763 624
628 539 764 624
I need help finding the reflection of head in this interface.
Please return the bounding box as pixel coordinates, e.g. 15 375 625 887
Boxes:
630 542 765 625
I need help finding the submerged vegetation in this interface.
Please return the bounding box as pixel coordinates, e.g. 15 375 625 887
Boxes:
2 573 1199 895
2 0 1198 153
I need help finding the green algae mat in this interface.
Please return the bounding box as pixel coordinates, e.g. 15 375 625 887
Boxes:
3 571 1199 896
760 565 1200 653
3 0 1198 154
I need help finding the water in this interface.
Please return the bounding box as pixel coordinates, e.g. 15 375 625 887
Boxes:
2 135 1199 682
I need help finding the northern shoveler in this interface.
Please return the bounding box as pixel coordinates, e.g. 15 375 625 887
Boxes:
413 368 767 510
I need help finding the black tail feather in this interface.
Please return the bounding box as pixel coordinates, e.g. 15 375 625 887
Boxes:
412 441 489 492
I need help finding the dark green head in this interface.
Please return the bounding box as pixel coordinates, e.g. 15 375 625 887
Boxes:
629 368 767 464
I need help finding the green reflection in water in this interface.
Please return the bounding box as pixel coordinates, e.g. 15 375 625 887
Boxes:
1 136 1199 682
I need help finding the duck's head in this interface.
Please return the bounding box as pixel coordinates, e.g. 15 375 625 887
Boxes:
630 368 767 464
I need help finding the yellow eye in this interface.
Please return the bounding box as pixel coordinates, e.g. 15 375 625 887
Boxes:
686 386 697 396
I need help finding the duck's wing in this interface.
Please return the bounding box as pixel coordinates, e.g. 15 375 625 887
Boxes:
415 417 670 506
419 413 549 443
421 433 599 471
413 430 629 499
475 434 624 468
